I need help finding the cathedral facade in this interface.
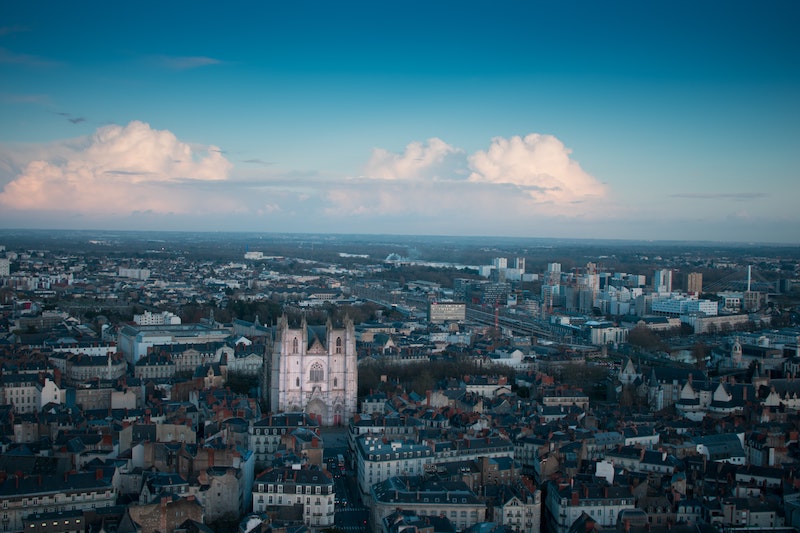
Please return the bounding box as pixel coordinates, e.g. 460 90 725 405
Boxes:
269 315 358 426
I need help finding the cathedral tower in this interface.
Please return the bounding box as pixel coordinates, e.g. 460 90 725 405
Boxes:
269 315 357 426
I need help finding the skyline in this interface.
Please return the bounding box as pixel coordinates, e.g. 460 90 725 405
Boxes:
1 1 798 244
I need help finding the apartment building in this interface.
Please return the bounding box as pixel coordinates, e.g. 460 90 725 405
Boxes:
249 412 319 468
355 436 434 498
252 466 335 528
0 471 116 532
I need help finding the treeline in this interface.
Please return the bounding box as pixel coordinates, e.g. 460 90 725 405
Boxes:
358 356 516 397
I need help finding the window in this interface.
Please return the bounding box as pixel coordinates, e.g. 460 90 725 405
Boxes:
310 363 324 382
336 337 342 354
296 377 300 387
334 377 338 387
292 338 299 354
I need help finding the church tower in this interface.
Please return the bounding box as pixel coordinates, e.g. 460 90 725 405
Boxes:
269 315 357 426
731 337 743 368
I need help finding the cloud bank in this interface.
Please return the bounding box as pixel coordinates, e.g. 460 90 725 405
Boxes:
468 134 606 204
0 126 617 236
328 133 608 219
0 121 233 215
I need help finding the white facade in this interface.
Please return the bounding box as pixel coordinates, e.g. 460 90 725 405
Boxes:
252 467 335 528
133 310 181 326
590 326 628 346
355 436 434 497
270 316 358 426
652 295 718 317
0 375 41 414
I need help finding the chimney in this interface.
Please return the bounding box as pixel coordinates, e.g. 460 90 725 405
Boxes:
572 490 579 506
96 468 103 480
208 448 215 467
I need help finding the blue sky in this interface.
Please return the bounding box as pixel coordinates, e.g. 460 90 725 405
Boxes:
1 1 798 243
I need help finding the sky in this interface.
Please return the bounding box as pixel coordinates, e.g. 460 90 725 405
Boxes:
0 1 798 244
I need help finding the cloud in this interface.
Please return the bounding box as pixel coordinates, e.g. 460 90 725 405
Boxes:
468 134 606 205
0 121 233 215
154 55 223 70
333 133 608 222
364 138 464 180
56 112 87 124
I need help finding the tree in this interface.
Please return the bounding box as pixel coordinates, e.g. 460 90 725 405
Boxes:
691 341 709 369
627 325 660 351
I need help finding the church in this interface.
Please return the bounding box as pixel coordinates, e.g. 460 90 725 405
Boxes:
269 315 358 426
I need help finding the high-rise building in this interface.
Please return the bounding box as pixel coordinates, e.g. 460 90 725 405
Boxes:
653 269 672 294
493 257 508 270
269 315 357 426
686 272 703 294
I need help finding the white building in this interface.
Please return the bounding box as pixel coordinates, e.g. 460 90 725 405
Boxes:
269 316 358 426
252 466 335 528
133 310 182 326
652 295 718 317
355 436 434 498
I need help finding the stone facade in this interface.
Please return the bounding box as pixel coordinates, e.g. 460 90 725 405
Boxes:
269 316 357 426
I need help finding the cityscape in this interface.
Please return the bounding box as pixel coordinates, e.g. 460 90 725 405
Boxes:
0 230 797 533
2 2 800 533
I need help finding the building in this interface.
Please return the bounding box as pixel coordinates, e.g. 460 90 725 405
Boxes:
544 479 635 533
653 269 672 294
117 323 232 364
251 466 335 528
0 374 42 414
355 436 434 498
269 316 357 427
249 413 320 468
134 352 177 380
686 272 703 294
133 310 181 326
494 480 542 533
371 477 485 532
0 471 117 532
428 302 466 324
651 295 717 317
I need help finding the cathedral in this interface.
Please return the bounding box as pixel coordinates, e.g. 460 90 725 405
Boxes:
268 315 358 426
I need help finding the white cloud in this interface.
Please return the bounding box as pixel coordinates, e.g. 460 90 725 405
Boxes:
364 138 463 180
332 133 608 221
468 133 606 205
0 121 233 215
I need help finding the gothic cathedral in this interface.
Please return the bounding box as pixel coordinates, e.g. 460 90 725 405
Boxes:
269 315 358 426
